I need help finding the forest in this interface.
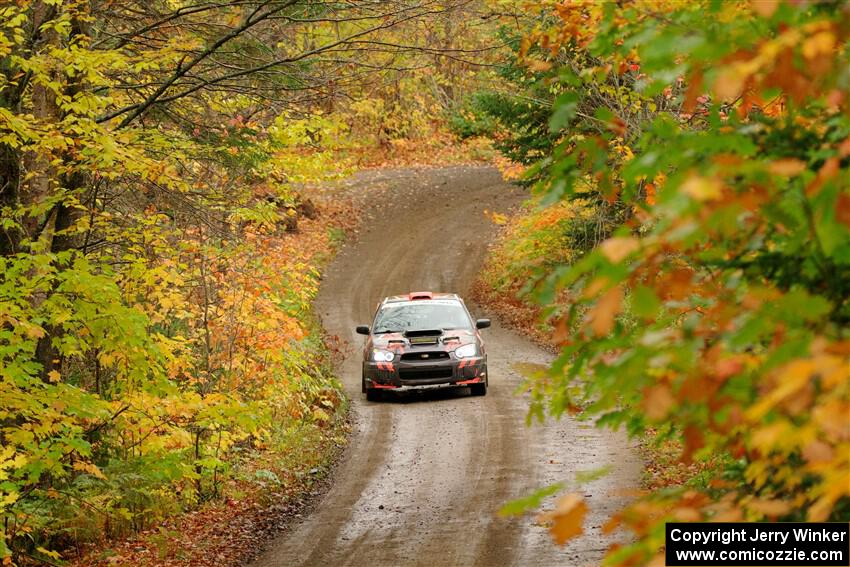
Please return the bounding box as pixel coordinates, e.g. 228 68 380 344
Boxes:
1 0 849 565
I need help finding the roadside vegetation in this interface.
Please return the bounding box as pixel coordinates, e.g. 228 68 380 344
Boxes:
473 0 850 562
0 2 505 563
4 1 848 565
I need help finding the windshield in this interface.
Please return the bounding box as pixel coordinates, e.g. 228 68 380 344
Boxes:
373 300 472 333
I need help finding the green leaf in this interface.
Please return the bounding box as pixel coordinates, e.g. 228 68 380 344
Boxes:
548 92 579 133
499 483 564 517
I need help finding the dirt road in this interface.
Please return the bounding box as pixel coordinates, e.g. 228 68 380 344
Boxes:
252 165 640 567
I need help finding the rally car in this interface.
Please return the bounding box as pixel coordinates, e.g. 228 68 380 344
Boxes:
356 292 490 401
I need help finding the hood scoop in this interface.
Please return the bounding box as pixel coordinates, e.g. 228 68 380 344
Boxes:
404 329 442 345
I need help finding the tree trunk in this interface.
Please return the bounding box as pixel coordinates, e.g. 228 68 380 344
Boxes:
0 144 21 256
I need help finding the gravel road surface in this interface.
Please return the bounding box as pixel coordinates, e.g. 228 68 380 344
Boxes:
252 165 640 567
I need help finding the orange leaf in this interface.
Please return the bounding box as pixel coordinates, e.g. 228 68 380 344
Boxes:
527 59 552 72
835 193 850 229
552 317 570 346
682 68 704 113
806 157 839 195
682 425 705 463
644 384 675 421
802 440 834 464
644 182 656 206
767 158 807 177
749 498 792 518
714 66 746 101
750 0 779 17
538 493 587 545
589 286 623 337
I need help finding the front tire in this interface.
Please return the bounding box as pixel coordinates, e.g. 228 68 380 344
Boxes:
366 389 382 402
470 382 487 396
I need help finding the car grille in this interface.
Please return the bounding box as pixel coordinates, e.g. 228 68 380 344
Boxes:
400 351 450 361
399 367 454 380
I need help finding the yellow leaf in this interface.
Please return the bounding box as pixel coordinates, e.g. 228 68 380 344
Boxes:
538 493 587 545
682 175 723 202
36 547 62 561
73 461 107 480
47 370 60 383
0 491 19 507
802 31 835 60
490 211 508 225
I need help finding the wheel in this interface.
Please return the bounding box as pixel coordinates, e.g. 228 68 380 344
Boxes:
366 389 382 402
361 375 367 393
470 382 487 396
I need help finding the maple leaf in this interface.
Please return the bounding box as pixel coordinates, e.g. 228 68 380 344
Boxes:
538 493 587 545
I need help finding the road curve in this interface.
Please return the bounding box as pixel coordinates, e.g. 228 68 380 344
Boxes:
252 165 641 567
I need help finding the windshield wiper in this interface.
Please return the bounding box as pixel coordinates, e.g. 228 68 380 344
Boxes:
374 329 401 334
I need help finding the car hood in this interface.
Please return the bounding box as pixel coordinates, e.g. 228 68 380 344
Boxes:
370 329 476 351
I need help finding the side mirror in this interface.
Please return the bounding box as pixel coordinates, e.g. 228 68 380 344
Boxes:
356 325 370 335
475 318 491 329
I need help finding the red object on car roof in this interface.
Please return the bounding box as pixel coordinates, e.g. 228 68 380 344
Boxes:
408 291 433 300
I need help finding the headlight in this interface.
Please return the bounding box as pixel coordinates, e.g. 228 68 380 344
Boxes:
371 349 395 362
454 344 477 358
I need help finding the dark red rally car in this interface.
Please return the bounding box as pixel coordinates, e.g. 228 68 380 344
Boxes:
356 292 490 401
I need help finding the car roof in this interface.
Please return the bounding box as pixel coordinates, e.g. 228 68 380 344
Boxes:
379 291 464 307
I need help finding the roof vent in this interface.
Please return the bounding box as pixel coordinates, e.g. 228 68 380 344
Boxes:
408 291 433 300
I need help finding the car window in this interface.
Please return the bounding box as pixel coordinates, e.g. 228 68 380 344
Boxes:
373 301 472 333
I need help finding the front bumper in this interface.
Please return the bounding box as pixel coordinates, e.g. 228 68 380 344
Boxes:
363 356 486 390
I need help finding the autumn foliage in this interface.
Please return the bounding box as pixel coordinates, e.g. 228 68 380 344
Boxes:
0 0 504 563
480 0 849 562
